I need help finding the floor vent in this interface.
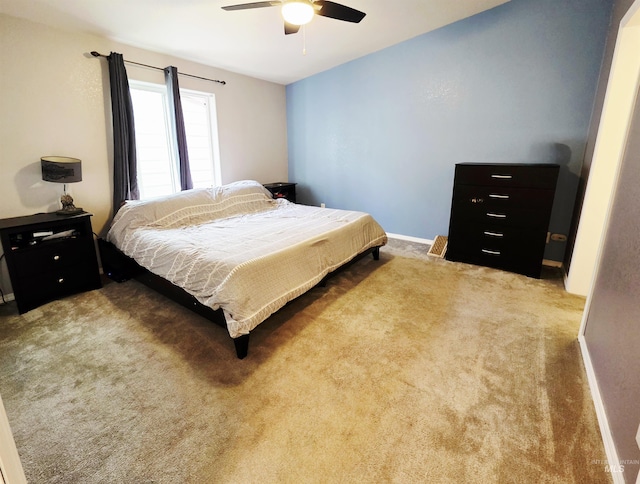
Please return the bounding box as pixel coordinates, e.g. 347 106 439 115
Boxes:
427 235 448 258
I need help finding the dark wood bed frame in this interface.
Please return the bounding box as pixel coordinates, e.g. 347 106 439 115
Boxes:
97 238 381 359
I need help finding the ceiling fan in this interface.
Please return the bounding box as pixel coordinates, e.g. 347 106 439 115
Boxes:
221 0 366 35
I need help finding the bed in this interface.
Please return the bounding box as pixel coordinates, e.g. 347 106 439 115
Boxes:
102 180 387 358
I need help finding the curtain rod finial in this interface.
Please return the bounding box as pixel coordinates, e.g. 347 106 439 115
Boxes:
90 51 102 58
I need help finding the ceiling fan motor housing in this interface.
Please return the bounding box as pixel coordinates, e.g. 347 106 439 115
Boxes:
281 1 315 26
221 0 366 33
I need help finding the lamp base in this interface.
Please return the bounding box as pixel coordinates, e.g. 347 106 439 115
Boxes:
56 193 83 216
55 207 84 216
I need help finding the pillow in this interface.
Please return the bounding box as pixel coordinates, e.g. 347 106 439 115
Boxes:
112 187 217 230
199 180 276 225
211 179 274 205
108 181 276 240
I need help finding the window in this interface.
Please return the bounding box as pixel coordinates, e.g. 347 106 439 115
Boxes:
129 81 221 200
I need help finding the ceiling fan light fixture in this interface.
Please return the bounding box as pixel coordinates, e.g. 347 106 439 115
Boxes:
281 1 315 26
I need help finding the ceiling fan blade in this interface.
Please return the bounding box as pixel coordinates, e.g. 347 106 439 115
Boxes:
284 22 301 35
314 1 366 23
221 1 279 11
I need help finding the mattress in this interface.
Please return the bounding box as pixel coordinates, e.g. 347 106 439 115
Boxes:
106 181 387 338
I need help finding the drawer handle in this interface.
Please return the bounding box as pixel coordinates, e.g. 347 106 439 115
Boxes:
53 255 61 261
491 174 513 179
484 231 504 237
486 212 507 218
58 278 65 284
489 194 509 199
482 249 501 256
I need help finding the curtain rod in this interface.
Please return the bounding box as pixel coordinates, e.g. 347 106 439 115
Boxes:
90 51 226 85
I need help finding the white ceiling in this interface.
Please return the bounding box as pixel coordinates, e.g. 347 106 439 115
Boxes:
0 0 509 85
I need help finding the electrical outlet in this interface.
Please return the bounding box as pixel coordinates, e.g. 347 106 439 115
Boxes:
320 203 325 208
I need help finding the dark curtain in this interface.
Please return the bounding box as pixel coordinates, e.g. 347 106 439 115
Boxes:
107 52 139 213
164 66 193 190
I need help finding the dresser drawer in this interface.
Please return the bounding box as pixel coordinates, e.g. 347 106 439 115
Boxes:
448 224 546 256
450 200 553 229
454 164 559 189
452 184 555 210
11 236 96 277
447 225 547 278
13 266 101 312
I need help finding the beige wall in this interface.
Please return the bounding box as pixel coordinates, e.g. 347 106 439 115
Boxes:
0 13 288 293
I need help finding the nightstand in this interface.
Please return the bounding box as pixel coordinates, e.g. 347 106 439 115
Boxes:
263 182 296 203
0 212 102 313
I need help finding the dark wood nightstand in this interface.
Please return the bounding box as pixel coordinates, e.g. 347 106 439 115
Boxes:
0 212 102 313
263 182 296 203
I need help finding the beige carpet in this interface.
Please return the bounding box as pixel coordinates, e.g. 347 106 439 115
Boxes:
0 240 610 483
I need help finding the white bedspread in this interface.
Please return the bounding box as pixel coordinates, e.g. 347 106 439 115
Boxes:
106 181 387 338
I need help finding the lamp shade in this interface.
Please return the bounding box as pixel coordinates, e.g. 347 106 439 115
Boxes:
41 156 82 183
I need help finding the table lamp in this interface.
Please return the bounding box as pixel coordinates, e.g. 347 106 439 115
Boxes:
41 156 84 215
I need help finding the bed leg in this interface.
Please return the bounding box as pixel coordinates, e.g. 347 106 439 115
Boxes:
372 247 380 260
233 334 250 359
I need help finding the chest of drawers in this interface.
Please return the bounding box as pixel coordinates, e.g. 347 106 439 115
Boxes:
445 163 559 278
0 212 102 313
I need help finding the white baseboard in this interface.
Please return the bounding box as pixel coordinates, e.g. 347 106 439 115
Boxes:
386 233 432 245
578 334 626 484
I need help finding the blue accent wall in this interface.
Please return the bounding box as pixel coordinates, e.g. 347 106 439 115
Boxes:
286 0 613 261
